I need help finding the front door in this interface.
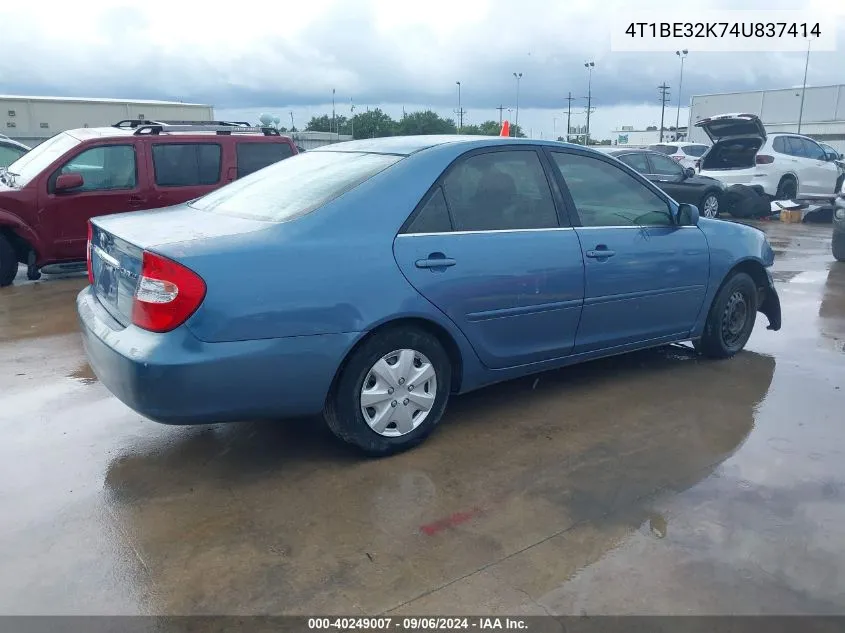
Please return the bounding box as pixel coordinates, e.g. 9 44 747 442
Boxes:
547 149 709 353
393 148 585 369
40 143 146 261
798 137 838 194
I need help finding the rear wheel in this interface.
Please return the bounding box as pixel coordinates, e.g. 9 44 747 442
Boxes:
0 234 18 287
697 272 758 359
836 174 844 195
700 191 721 218
833 231 845 262
775 176 798 200
324 327 451 455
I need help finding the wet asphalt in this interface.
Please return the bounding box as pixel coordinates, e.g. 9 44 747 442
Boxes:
0 220 843 616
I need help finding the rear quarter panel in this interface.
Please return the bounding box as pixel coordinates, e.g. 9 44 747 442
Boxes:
691 218 774 337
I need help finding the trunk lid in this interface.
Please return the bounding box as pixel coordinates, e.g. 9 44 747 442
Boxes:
89 204 271 327
694 113 767 143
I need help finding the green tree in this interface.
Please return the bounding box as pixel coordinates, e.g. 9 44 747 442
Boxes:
477 120 504 136
351 108 396 139
394 110 457 136
305 114 348 133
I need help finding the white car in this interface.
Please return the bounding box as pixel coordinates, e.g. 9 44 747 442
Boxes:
695 113 842 200
647 142 709 169
0 136 29 169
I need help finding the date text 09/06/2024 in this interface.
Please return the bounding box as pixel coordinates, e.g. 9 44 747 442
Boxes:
307 617 529 630
625 22 821 38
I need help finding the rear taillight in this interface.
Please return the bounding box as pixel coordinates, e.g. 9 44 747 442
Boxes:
131 251 206 333
86 222 94 285
756 154 775 164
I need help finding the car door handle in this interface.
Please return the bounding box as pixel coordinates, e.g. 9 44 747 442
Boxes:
585 248 616 259
416 254 456 269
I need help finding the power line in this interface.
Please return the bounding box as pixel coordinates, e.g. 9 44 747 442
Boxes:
658 83 671 142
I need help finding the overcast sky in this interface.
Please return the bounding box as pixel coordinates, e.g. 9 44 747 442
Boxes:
1 0 842 138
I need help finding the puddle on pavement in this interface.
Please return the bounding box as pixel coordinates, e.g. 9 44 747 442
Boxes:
68 364 98 385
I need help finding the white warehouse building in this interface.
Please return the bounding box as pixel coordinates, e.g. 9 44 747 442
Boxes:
685 84 845 153
1 95 214 146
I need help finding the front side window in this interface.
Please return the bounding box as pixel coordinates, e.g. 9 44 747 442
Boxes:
191 150 402 222
152 143 222 187
236 142 295 178
59 145 137 191
648 153 684 177
800 138 825 161
616 153 650 173
551 152 672 227
442 150 558 231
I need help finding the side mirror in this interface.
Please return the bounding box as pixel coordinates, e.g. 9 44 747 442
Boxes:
677 203 700 226
684 167 696 178
55 173 84 192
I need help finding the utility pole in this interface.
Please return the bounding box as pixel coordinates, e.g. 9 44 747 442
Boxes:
564 91 575 142
675 50 688 138
658 83 671 142
496 104 505 125
798 37 813 134
584 62 595 145
455 81 464 132
513 72 523 136
289 111 295 131
350 99 355 139
332 88 336 135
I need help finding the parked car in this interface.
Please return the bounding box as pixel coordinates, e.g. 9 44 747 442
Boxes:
0 120 298 286
78 136 782 455
695 113 842 201
833 177 845 262
600 148 726 218
647 142 709 169
0 136 30 168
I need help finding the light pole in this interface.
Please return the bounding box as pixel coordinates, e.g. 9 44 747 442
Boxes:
513 72 522 136
584 62 595 145
798 37 814 134
456 81 462 133
675 50 688 139
289 111 294 131
350 99 355 139
332 88 336 135
553 117 557 139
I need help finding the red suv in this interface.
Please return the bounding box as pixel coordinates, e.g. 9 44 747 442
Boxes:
0 120 297 286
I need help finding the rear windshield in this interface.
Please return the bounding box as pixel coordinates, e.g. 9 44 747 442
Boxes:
648 144 678 154
682 145 708 157
190 151 402 221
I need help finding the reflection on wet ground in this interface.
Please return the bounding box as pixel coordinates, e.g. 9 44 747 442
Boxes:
0 224 843 615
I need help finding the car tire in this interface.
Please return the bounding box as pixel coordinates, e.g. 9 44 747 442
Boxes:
833 231 845 262
775 176 798 201
697 272 759 359
836 174 844 195
324 327 452 456
0 233 18 288
699 191 721 219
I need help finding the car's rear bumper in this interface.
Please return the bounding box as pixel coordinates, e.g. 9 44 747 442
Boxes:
699 168 778 196
77 286 358 424
834 196 845 232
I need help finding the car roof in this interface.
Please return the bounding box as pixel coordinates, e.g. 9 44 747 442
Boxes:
313 135 591 157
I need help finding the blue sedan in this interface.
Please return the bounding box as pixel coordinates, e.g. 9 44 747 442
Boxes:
78 136 781 454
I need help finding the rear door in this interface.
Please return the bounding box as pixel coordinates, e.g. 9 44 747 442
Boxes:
393 147 585 369
148 141 223 208
40 143 146 260
547 149 709 353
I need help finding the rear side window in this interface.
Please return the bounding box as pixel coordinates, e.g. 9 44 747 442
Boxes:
682 145 707 157
616 153 650 173
152 143 221 187
773 137 788 154
784 137 806 157
190 151 402 222
404 187 452 234
442 150 558 231
236 142 295 178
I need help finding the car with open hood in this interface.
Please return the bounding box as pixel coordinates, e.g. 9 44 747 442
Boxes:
695 113 842 201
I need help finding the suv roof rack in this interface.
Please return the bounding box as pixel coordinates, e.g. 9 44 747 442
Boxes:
124 122 281 137
113 119 256 130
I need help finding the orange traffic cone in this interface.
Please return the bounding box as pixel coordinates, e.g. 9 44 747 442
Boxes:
500 120 510 137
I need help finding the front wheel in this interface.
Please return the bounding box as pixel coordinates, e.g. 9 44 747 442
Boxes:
0 234 18 287
697 272 759 359
324 327 452 455
700 191 721 219
833 231 845 262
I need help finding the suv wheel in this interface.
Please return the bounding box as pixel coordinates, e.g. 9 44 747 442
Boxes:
775 176 798 200
836 174 844 195
833 230 845 262
324 327 452 456
0 233 18 287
